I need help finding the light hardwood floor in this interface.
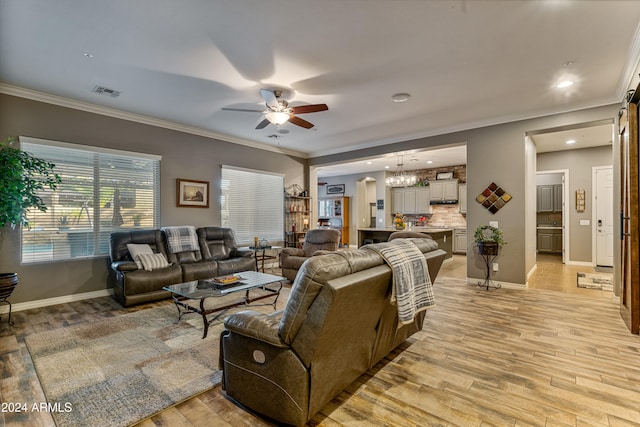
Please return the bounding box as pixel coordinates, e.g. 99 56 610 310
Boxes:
1 255 633 426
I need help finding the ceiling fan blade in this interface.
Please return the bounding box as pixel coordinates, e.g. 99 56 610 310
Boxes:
289 115 314 129
291 104 328 115
221 107 265 113
260 89 279 110
255 118 271 129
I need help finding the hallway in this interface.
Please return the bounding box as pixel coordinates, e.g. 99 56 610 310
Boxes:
437 253 615 300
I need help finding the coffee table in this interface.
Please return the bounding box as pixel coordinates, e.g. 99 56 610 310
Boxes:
163 270 285 339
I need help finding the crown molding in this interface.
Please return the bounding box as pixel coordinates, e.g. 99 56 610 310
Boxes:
0 83 308 159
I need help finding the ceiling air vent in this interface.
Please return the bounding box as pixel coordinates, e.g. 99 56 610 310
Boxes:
92 85 121 98
267 134 281 139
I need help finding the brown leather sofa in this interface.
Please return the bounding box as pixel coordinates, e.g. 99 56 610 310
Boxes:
109 227 254 307
220 237 446 426
279 228 341 281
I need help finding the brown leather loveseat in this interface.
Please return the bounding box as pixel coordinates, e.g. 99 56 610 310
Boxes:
109 226 254 307
220 237 446 426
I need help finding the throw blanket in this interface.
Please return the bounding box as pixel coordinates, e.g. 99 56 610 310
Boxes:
162 226 199 253
367 239 435 326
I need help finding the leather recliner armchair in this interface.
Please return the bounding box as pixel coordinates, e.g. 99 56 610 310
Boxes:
220 237 446 426
279 228 341 281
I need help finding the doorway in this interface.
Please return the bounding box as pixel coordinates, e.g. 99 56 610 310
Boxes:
536 170 568 265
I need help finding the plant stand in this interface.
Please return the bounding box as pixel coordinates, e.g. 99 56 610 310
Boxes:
0 273 18 325
477 243 501 290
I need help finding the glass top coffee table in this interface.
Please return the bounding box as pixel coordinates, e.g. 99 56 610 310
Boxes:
163 270 285 339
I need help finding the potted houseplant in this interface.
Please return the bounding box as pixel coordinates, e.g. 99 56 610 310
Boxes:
0 137 62 315
132 213 143 227
57 215 71 230
473 225 507 255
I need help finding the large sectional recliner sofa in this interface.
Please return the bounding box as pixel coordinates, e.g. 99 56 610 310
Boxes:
220 236 446 426
108 227 255 307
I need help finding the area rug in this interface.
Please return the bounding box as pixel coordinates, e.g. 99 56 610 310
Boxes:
577 272 613 291
25 303 223 427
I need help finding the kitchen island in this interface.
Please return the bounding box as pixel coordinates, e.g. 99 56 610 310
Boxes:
357 227 453 259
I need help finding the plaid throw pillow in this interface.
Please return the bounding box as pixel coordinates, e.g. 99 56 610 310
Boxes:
127 243 153 269
137 253 169 271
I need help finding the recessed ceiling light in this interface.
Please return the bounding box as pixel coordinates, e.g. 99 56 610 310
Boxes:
556 80 574 88
384 165 390 169
391 93 411 103
366 161 372 165
427 160 433 164
566 139 576 144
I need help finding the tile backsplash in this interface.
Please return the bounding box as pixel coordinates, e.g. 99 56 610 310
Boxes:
404 204 467 228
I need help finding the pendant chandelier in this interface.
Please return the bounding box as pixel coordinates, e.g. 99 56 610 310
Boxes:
385 155 417 187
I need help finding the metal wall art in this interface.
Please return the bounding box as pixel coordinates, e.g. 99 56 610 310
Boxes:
576 189 586 212
475 182 512 214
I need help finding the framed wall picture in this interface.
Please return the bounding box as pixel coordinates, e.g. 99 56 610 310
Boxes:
326 184 345 195
176 178 209 208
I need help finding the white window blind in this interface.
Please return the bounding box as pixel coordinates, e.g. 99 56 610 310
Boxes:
20 138 160 263
221 166 284 245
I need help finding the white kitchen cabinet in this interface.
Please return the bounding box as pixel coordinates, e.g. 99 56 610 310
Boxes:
453 228 467 254
416 188 431 212
391 187 431 214
430 179 459 202
458 184 467 214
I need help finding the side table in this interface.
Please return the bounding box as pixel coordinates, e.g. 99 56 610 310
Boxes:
238 246 282 273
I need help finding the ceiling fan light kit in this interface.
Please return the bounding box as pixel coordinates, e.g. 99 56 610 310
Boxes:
265 111 290 125
221 88 328 131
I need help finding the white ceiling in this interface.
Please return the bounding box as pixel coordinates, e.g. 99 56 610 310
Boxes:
0 1 637 163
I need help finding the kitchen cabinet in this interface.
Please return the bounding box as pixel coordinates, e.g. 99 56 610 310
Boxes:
391 187 431 214
537 184 563 213
458 184 467 214
430 179 459 202
453 228 467 254
537 228 563 253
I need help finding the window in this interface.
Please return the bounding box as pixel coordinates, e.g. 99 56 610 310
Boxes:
221 165 284 245
20 137 160 263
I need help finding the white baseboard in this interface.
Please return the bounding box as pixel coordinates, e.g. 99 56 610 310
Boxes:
566 260 594 267
0 289 113 315
466 277 526 289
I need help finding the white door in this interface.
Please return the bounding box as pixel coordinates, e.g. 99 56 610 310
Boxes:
595 166 614 266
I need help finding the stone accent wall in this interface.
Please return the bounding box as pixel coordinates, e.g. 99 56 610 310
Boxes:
411 164 467 185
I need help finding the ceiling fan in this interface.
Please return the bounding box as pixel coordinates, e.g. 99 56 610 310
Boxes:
222 89 328 130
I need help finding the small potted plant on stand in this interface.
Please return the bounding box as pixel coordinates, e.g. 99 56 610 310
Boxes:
473 225 507 290
0 137 61 324
473 225 507 255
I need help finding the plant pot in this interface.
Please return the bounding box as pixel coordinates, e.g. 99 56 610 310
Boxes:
0 273 18 325
477 242 499 255
0 272 18 299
